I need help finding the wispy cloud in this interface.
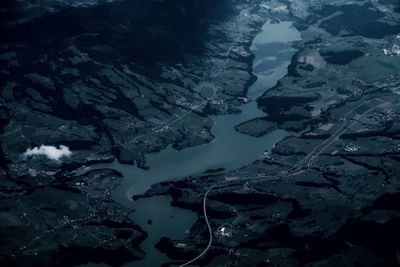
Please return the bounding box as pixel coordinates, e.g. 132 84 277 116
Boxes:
23 145 72 161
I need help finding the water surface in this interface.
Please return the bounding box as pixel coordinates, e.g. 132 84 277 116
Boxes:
81 20 301 267
110 21 301 203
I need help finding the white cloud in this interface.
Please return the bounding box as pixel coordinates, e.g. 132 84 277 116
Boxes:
23 145 72 161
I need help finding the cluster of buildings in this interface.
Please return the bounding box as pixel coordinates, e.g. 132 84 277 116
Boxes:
368 110 398 124
382 34 400 56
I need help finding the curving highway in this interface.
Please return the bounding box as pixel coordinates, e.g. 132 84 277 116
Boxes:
179 185 216 267
178 98 388 266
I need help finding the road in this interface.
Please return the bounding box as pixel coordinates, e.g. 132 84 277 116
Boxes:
306 102 380 168
292 100 371 170
13 35 238 259
179 98 389 266
179 185 216 267
38 42 236 165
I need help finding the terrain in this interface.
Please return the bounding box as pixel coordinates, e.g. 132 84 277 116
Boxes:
1 0 400 267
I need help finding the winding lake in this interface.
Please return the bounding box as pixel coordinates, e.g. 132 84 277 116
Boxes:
82 20 301 267
112 21 300 205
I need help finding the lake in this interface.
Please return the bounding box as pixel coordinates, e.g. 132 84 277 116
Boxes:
81 20 301 267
